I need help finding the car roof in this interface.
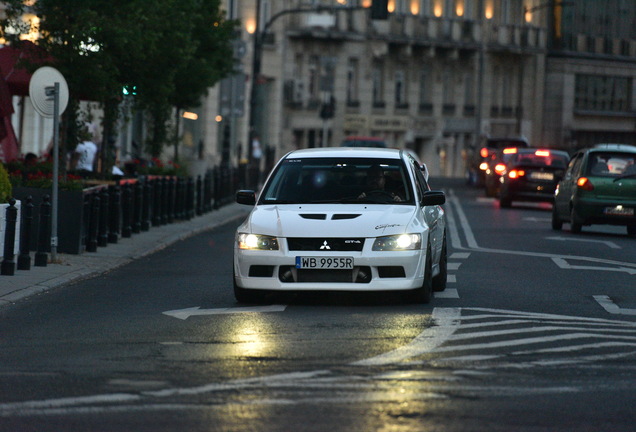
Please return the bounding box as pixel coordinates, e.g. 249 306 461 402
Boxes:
284 147 402 159
591 143 636 152
343 135 385 141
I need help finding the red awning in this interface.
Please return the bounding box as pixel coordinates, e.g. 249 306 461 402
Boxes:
0 40 53 96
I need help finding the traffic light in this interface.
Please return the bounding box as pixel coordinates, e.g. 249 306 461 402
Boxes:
370 0 389 20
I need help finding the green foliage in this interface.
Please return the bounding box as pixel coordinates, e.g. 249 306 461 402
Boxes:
1 0 238 158
0 163 12 203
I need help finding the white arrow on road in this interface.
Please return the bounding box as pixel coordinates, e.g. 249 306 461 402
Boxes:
552 257 636 274
546 236 620 249
594 296 636 316
163 304 287 320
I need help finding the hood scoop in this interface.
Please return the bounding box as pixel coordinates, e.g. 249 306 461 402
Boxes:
300 214 327 220
332 214 361 220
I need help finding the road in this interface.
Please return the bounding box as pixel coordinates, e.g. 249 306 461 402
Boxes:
1 179 635 431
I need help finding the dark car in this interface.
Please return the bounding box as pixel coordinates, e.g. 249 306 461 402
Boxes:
467 136 529 186
340 136 387 148
498 148 570 208
552 144 636 236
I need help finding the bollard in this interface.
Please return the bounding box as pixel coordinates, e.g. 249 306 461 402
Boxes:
86 194 100 252
98 187 109 247
141 179 151 231
121 183 132 238
152 178 162 226
213 167 220 209
187 177 195 220
108 185 121 243
161 178 169 225
34 195 50 267
133 180 142 233
1 198 18 276
177 177 185 220
17 196 33 271
196 176 203 216
166 177 175 224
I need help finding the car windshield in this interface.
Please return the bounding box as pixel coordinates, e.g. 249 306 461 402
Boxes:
586 152 636 177
260 157 414 204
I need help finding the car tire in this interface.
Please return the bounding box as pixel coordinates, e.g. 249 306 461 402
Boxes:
432 234 447 292
570 209 582 234
233 271 264 304
551 205 563 231
408 246 433 304
627 225 636 237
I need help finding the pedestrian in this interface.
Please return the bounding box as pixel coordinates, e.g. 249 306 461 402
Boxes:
70 127 98 177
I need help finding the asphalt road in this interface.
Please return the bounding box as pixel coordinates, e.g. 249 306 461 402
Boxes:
1 178 635 431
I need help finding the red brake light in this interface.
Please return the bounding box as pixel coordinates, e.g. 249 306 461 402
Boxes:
577 177 594 191
480 147 489 158
503 147 518 154
494 163 507 175
535 149 550 157
508 169 525 179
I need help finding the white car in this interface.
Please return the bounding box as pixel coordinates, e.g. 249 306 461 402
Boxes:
234 147 447 303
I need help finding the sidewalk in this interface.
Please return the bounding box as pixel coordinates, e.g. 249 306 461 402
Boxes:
0 203 250 308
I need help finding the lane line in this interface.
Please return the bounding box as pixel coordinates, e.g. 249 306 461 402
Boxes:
435 289 459 299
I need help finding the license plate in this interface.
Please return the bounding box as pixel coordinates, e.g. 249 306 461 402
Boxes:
603 206 634 216
530 172 554 181
296 256 354 269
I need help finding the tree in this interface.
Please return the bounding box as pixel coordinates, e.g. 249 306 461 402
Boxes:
1 0 237 163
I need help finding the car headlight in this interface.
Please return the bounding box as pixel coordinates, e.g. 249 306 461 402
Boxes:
372 234 421 251
237 233 279 250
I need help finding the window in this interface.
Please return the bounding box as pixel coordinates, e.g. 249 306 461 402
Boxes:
308 56 320 99
347 58 359 105
372 62 384 107
575 74 632 113
419 68 432 113
395 70 407 107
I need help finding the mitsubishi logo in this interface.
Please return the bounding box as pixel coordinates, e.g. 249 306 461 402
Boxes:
319 240 331 250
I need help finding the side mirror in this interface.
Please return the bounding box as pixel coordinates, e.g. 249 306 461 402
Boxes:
236 190 256 206
421 190 445 206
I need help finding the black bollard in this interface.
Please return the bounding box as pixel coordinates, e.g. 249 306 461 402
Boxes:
141 179 151 231
121 184 132 238
166 177 175 224
176 177 185 220
34 195 51 267
108 185 121 243
133 180 142 233
17 196 33 271
98 187 109 247
152 178 162 226
1 198 18 276
187 177 195 220
213 167 220 210
86 194 100 252
196 176 203 216
161 178 169 225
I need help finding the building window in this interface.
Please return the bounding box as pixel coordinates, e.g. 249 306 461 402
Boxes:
419 68 432 113
372 62 385 107
308 55 319 100
347 58 359 106
395 70 407 107
575 74 632 113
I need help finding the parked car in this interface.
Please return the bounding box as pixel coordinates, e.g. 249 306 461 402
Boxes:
467 136 529 186
552 144 636 235
497 148 570 207
234 147 447 304
340 136 387 148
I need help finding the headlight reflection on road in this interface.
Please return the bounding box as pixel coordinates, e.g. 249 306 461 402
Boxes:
230 316 276 358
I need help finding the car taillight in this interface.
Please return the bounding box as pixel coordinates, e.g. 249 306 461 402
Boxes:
494 163 507 175
479 162 489 171
577 177 594 191
503 147 518 155
508 169 525 179
535 149 551 157
480 147 489 158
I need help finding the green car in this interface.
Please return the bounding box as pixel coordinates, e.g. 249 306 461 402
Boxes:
552 144 636 236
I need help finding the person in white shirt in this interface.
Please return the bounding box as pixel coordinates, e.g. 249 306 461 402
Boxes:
71 128 98 176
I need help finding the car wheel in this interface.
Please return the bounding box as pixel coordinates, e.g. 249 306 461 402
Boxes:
233 271 264 304
570 208 582 234
627 225 636 237
432 234 447 292
500 196 512 208
551 205 563 231
408 245 433 304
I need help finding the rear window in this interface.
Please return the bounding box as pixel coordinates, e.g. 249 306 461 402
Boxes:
586 152 636 177
512 151 569 168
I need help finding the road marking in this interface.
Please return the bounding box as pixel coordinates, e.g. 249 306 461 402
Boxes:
552 257 636 275
447 262 461 270
435 288 459 299
447 274 456 283
450 252 470 259
546 236 620 249
352 307 461 366
523 217 551 222
594 295 636 316
162 305 287 320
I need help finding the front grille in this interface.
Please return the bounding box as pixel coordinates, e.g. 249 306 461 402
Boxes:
287 238 365 251
278 266 371 283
